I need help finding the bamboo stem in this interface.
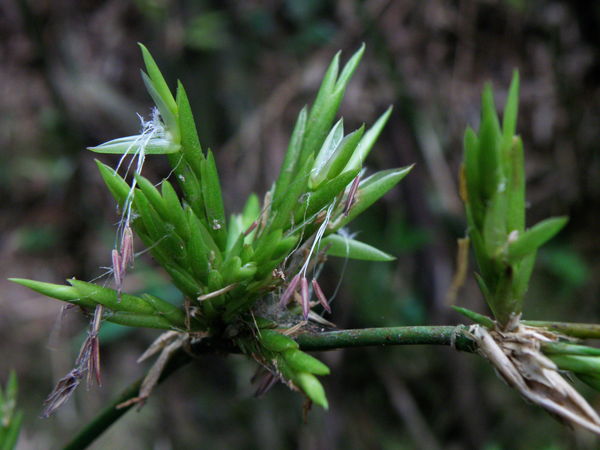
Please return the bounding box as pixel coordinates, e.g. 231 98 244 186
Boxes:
295 325 476 352
65 321 593 449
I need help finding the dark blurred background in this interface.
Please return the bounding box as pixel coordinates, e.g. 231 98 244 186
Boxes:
1 0 599 448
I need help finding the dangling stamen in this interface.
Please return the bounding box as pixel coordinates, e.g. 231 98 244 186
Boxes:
112 249 122 292
280 274 301 307
344 174 361 216
120 227 134 271
300 276 310 320
312 279 331 313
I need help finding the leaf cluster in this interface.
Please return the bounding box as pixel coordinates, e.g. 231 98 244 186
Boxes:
461 71 567 327
11 44 410 408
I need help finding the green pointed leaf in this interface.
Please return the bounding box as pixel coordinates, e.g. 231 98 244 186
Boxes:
253 229 283 264
489 267 520 325
470 226 496 286
95 160 130 207
513 248 535 302
226 229 245 260
482 191 507 257
272 107 307 206
309 118 344 189
543 342 600 357
268 155 314 231
473 272 493 305
310 52 340 119
331 165 413 231
8 278 95 308
68 280 155 314
301 45 364 166
299 53 340 165
322 125 365 181
140 72 179 140
88 135 180 155
207 269 224 293
2 410 22 450
186 207 221 264
283 349 330 375
226 214 244 252
548 354 600 375
334 43 365 94
134 228 167 266
451 305 494 328
220 256 243 285
176 164 206 223
254 316 278 331
200 150 227 249
507 216 568 263
163 263 201 297
478 84 502 201
240 243 255 264
134 174 168 219
240 194 260 244
133 189 168 242
271 234 300 260
322 234 394 261
343 106 393 173
482 83 501 138
107 311 174 330
502 70 520 148
295 168 359 223
241 194 260 228
260 330 299 352
232 262 257 282
161 180 190 240
176 81 204 176
141 293 186 328
295 372 328 409
138 43 177 117
254 257 285 280
506 136 525 232
186 215 211 284
275 355 297 382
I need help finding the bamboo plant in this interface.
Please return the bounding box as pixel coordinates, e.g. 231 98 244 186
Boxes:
8 45 600 448
11 44 411 414
0 372 22 450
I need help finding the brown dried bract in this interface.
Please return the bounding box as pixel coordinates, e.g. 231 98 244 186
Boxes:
469 319 600 435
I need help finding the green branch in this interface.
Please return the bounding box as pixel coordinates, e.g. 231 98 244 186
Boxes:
63 325 475 449
295 325 477 352
63 320 600 449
